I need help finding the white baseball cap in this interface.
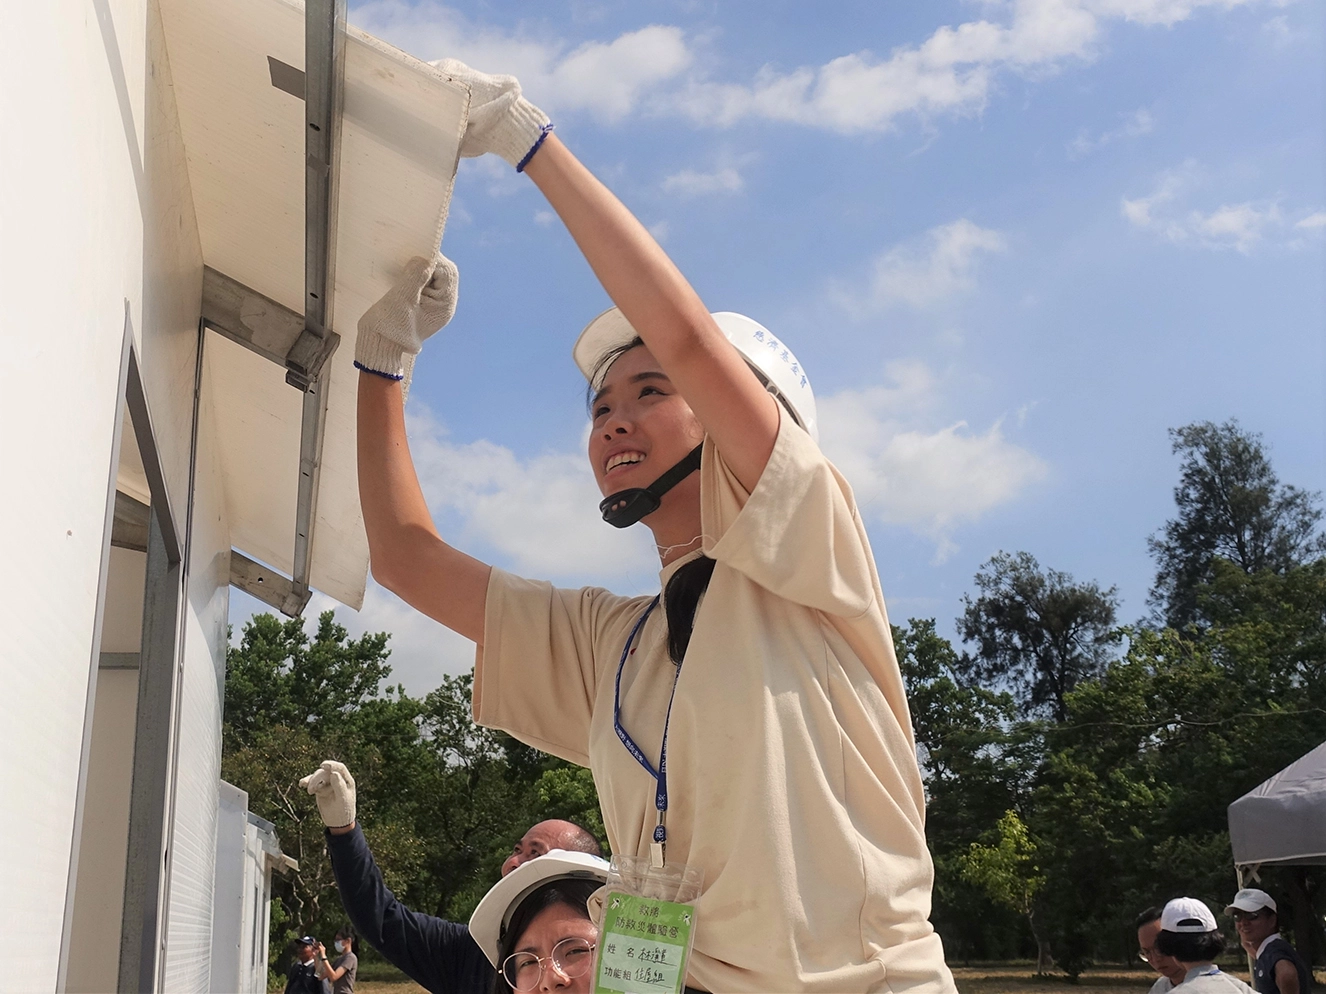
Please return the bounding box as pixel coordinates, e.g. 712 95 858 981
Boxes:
468 850 610 967
573 307 819 442
1225 888 1277 916
1161 897 1219 933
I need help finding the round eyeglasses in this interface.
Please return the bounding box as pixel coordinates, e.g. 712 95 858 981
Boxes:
502 937 596 992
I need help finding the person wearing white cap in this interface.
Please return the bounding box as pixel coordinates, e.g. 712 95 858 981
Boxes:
1137 906 1188 994
1225 889 1313 994
468 850 609 994
353 59 953 994
1155 898 1255 994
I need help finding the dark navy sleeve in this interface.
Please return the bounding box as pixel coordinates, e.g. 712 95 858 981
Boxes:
326 826 495 994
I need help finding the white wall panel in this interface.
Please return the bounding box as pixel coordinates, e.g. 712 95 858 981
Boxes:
65 668 140 994
161 334 232 993
0 0 149 984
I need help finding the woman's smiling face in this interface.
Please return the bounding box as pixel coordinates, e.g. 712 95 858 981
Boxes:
587 345 705 500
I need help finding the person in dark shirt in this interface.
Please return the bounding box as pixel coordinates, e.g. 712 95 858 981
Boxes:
301 760 602 994
1227 888 1315 994
285 937 331 994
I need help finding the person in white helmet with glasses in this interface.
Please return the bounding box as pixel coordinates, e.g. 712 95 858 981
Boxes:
353 59 953 994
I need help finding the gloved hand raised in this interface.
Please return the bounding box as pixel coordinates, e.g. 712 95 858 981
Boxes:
299 759 357 831
354 253 458 381
430 59 552 170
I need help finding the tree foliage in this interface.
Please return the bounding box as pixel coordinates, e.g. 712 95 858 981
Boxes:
957 551 1120 722
220 611 606 971
1149 419 1325 629
916 420 1326 976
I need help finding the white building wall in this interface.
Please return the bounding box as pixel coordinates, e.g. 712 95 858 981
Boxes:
161 358 231 992
0 0 151 986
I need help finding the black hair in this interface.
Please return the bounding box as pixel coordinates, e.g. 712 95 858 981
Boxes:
665 555 717 664
1135 906 1163 928
586 336 647 410
334 926 357 954
1156 929 1226 963
491 878 601 994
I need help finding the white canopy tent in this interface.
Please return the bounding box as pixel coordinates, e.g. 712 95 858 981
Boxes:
1229 741 1326 872
1227 741 1326 977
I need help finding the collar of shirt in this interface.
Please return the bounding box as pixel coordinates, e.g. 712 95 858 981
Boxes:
1185 964 1221 982
1255 933 1282 960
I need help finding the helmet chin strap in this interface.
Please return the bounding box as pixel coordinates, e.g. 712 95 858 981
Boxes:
599 444 703 529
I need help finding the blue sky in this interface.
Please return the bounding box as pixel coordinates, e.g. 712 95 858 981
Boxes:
231 0 1325 695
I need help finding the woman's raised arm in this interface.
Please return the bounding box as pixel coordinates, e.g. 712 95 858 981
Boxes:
523 135 780 493
353 254 490 643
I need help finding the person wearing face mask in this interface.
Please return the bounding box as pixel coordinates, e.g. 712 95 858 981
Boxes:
351 58 954 994
301 760 603 993
315 928 359 994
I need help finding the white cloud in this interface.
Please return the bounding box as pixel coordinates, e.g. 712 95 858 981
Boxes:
1295 211 1326 230
534 209 557 226
818 361 1047 561
661 0 1274 133
404 405 660 584
354 0 1279 135
834 219 1006 313
661 166 744 197
353 2 691 122
1067 107 1154 158
1121 164 1310 253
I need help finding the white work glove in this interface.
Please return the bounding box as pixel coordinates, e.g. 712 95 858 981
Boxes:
354 253 458 381
430 59 552 170
299 759 357 831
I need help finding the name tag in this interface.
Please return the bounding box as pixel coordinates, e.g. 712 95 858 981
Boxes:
594 892 695 994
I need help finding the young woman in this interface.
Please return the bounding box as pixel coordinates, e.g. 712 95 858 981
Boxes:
353 60 953 993
315 928 359 994
468 851 608 994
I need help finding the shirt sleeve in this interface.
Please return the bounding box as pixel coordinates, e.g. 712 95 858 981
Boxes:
473 568 651 766
326 826 491 994
701 406 878 618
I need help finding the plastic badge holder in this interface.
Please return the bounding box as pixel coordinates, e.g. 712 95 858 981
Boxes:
593 855 703 994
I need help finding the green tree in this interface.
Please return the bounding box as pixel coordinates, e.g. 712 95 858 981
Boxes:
959 811 1052 973
1149 420 1325 629
957 552 1120 722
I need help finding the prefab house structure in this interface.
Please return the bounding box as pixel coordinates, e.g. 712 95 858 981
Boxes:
0 1 467 989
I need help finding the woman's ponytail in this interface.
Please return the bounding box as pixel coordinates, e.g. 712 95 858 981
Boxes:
663 555 716 664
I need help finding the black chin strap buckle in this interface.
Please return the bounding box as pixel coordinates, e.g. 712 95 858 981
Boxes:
599 444 703 528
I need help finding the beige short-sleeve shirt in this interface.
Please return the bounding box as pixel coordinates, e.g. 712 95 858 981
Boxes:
475 410 954 993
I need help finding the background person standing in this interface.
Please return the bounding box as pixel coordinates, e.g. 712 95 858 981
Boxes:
1139 906 1189 993
1227 889 1315 994
316 928 359 994
285 937 331 994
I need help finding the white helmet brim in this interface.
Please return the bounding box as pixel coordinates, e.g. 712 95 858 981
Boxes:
573 307 818 442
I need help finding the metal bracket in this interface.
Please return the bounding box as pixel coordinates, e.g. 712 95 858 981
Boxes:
229 550 310 617
200 267 340 390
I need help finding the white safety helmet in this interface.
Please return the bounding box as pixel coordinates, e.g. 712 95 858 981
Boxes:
468 850 610 968
573 307 818 442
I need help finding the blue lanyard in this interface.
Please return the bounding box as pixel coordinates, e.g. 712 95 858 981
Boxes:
613 595 682 859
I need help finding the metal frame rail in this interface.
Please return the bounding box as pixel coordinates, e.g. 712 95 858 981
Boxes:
202 0 346 617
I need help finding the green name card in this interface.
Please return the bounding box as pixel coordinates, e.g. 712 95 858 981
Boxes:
593 892 695 994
